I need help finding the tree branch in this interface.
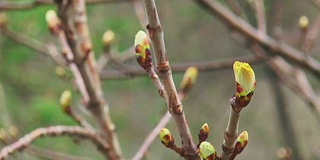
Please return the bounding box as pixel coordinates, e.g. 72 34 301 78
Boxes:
0 126 110 160
253 0 267 34
269 70 302 160
27 145 93 160
55 1 123 159
100 55 263 79
132 84 192 160
194 0 320 78
143 0 200 159
0 0 133 10
220 107 240 160
0 26 66 67
132 111 171 160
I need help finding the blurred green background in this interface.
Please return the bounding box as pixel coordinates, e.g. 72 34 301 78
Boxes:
0 0 320 160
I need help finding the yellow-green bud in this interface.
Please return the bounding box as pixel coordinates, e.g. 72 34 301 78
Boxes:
201 123 209 134
159 128 174 147
199 141 216 160
45 10 61 34
102 30 115 46
134 30 150 51
59 90 72 113
231 131 249 157
179 66 198 94
237 131 248 148
299 15 309 29
199 123 210 142
134 30 152 69
233 61 256 97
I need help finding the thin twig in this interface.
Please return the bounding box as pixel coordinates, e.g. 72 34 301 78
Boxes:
0 83 32 160
56 30 90 102
100 55 263 79
27 145 93 160
271 0 283 41
311 0 320 9
146 67 167 98
0 26 66 66
268 71 302 160
0 1 49 10
253 0 267 35
110 46 136 63
132 111 171 160
0 0 133 10
132 90 190 160
97 41 112 73
303 15 320 54
0 126 110 160
220 107 240 160
97 44 135 73
0 83 15 144
132 0 148 28
226 0 247 20
68 108 96 133
143 0 199 159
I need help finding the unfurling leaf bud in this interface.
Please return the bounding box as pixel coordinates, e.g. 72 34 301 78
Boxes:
59 90 72 114
299 15 309 29
199 123 210 142
159 128 174 147
0 12 7 27
232 131 248 157
179 66 198 94
102 30 115 46
233 61 256 97
45 10 61 34
134 30 152 70
199 141 217 160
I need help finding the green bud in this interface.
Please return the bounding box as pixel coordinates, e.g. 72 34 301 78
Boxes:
45 10 61 34
232 131 249 157
179 66 198 94
102 30 115 46
159 128 174 147
233 61 256 97
199 141 216 160
237 131 248 148
59 90 72 114
299 15 309 29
